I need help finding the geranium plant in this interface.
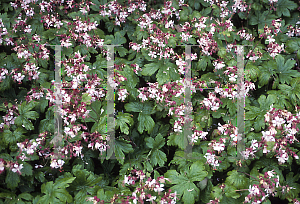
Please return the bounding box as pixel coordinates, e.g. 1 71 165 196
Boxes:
0 0 300 203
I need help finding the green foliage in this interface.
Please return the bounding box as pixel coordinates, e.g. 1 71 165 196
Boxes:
165 161 208 204
114 139 134 164
0 0 300 203
124 101 155 134
275 0 298 17
245 94 276 131
38 177 76 204
145 133 167 166
225 170 249 189
115 112 133 135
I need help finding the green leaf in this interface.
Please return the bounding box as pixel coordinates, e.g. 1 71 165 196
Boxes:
3 129 13 145
39 177 76 204
18 193 33 201
88 47 98 54
114 139 134 165
275 55 300 84
225 170 248 189
39 99 49 113
124 102 143 112
138 113 155 134
43 29 57 41
91 116 107 134
224 185 241 199
20 162 33 176
245 63 260 82
258 60 276 87
24 111 39 120
211 185 223 200
115 112 133 135
187 161 208 182
81 93 92 105
267 91 292 110
198 178 208 190
146 133 165 149
165 161 207 203
249 10 277 30
5 171 20 190
156 63 175 85
74 44 89 56
70 165 103 198
179 7 189 21
39 109 54 133
22 117 35 130
167 131 188 150
278 78 300 106
245 95 276 131
148 148 167 167
284 172 300 198
258 94 276 111
168 36 177 48
275 0 298 17
112 32 127 45
285 39 300 53
165 170 199 204
145 134 167 166
141 63 159 76
124 101 155 115
19 101 38 115
136 30 148 41
86 100 102 122
200 7 212 16
115 47 128 57
34 171 46 183
122 65 139 89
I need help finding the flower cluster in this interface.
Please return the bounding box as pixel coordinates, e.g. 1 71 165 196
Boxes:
23 62 41 80
0 0 299 203
0 102 18 130
111 169 178 204
0 18 8 45
286 21 300 37
85 131 109 155
0 159 24 175
204 150 220 169
99 0 147 25
244 170 295 204
241 105 300 164
237 29 254 41
189 130 209 144
201 92 222 111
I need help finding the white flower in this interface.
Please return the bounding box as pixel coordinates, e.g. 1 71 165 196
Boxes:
24 25 32 33
12 163 23 174
250 139 259 150
174 122 182 132
154 183 164 192
262 131 275 142
229 73 237 82
267 170 275 178
213 142 225 152
248 185 260 196
61 39 72 48
189 134 198 143
276 150 288 164
50 159 65 169
138 92 148 102
266 35 275 44
118 89 128 101
218 123 226 134
272 116 285 128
